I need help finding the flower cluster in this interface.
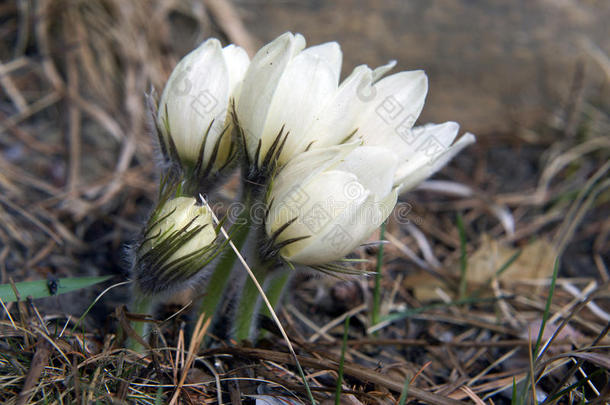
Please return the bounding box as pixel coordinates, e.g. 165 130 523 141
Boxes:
132 32 474 339
236 33 475 269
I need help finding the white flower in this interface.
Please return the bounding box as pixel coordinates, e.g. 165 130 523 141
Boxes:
236 32 345 168
157 38 249 172
288 54 475 193
236 31 474 189
136 196 217 294
265 144 398 266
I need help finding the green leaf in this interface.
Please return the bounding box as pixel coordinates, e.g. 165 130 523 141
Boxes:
398 377 410 405
0 275 113 303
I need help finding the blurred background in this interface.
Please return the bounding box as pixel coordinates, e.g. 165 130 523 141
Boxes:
245 0 610 136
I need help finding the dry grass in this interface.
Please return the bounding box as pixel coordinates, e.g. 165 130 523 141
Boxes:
0 0 609 403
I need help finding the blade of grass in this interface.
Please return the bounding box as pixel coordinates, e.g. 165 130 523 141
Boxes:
518 258 560 404
0 275 112 302
334 316 350 405
543 321 610 403
372 220 386 329
456 213 468 299
398 377 410 405
528 326 538 405
544 368 603 404
511 377 517 405
0 295 16 327
534 258 560 360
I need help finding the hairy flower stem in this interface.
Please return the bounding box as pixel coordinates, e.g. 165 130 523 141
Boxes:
198 191 253 330
255 271 291 339
231 179 282 341
234 261 268 341
233 232 291 341
128 292 153 352
261 271 290 318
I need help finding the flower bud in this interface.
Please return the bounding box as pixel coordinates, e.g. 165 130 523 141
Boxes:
157 38 249 177
264 144 398 267
135 196 218 295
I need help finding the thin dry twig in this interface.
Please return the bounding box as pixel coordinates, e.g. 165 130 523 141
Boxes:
16 339 52 405
203 0 257 56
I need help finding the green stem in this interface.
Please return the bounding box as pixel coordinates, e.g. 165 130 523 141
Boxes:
128 293 153 352
198 212 251 324
258 271 291 339
230 181 277 342
372 221 386 329
197 188 254 345
234 263 268 341
261 271 291 317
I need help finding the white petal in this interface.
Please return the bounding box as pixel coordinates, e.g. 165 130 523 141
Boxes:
398 132 476 192
285 188 397 265
334 146 398 197
275 170 368 262
372 60 396 82
389 121 460 165
391 121 459 183
291 33 307 56
266 144 358 235
178 212 216 258
272 145 353 192
356 70 428 146
302 42 342 83
304 65 373 149
221 44 250 98
157 197 194 230
158 39 230 164
420 121 460 149
236 32 306 163
376 188 399 226
261 47 340 163
152 197 216 258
